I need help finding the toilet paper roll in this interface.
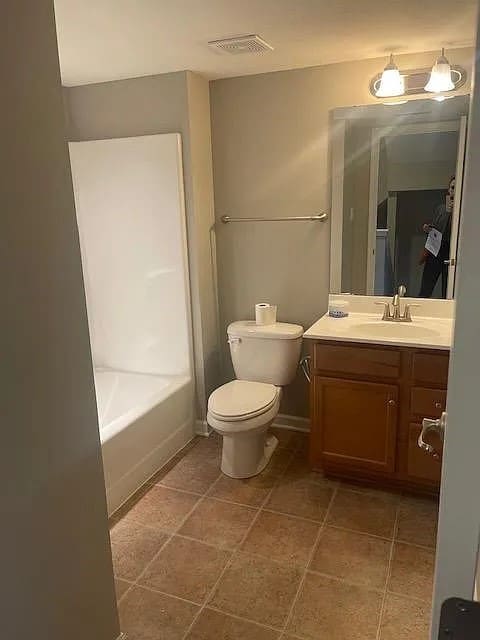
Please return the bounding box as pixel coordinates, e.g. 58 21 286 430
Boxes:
255 303 277 325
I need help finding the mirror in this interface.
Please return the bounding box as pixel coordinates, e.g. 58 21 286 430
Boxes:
330 95 469 299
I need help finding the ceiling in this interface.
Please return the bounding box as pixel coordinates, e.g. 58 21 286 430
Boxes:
54 0 477 87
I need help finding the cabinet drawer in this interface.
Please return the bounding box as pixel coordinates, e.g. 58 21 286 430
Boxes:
313 343 400 379
407 423 442 483
412 352 449 387
410 388 447 419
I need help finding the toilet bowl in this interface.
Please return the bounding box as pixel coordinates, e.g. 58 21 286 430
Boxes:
207 320 303 479
207 380 282 477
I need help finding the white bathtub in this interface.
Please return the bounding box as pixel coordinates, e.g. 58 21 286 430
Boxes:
95 369 195 515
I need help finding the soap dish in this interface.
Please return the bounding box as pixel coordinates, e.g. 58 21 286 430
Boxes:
329 309 349 318
328 301 349 318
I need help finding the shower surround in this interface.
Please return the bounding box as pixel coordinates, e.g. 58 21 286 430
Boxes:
69 133 194 514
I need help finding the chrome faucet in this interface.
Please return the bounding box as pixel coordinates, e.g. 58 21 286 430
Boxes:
377 285 418 322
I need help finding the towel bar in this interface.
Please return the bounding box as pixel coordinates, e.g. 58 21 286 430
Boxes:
220 212 327 223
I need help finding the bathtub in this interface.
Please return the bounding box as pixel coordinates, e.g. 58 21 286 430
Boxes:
95 369 195 515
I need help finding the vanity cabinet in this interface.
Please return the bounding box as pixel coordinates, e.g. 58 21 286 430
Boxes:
309 340 448 494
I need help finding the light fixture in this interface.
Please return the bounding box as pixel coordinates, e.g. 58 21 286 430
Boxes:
370 53 466 99
424 48 455 93
375 54 405 98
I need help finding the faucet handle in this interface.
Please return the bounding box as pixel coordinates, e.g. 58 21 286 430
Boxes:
375 301 391 320
403 303 420 322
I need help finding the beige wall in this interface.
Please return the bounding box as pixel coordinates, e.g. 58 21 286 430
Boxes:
2 2 119 638
210 47 473 418
64 70 218 418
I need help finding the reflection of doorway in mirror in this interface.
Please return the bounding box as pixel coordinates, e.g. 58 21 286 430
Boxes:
391 189 446 297
369 122 465 299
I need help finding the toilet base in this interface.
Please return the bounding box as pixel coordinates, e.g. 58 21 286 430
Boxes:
220 433 279 479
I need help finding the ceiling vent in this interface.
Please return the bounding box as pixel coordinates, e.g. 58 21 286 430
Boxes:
208 34 274 55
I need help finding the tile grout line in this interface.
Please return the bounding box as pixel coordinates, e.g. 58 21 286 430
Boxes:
110 436 221 522
280 482 339 634
116 439 301 624
206 605 285 634
172 531 238 552
116 467 221 606
114 440 429 623
299 568 386 593
391 538 437 552
375 502 400 640
148 484 206 497
110 436 213 525
129 582 200 606
260 505 334 526
204 443 297 500
116 437 224 577
385 589 433 605
121 434 436 635
115 441 224 605
321 522 395 542
178 506 264 637
179 445 298 639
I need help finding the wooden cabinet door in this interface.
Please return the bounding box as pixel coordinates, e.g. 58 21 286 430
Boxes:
312 377 398 473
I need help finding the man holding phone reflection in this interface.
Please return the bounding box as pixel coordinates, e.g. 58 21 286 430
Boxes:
418 176 455 298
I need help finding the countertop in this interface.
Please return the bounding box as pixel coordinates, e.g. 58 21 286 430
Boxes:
303 311 453 350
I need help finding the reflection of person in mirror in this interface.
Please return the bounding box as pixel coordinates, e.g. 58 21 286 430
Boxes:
418 176 455 299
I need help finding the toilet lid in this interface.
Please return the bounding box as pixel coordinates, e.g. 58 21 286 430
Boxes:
208 380 278 421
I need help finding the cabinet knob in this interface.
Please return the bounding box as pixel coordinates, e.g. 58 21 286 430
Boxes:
388 399 396 406
435 402 442 409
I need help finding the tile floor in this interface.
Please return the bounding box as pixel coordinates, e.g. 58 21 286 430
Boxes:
110 429 438 640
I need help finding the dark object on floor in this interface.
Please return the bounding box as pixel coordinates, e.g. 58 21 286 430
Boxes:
439 597 480 639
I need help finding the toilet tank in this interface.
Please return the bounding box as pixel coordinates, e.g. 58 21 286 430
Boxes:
227 321 303 386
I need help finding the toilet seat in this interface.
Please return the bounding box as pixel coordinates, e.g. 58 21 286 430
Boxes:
208 380 279 422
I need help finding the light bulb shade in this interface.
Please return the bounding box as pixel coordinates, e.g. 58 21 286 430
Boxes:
375 68 405 97
425 52 455 92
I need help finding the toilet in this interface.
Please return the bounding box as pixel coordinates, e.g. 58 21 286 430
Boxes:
207 320 303 478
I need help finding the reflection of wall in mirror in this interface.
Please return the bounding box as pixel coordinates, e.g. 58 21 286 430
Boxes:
385 131 458 192
342 123 371 294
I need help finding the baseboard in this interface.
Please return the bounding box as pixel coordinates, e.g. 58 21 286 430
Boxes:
272 413 310 432
195 418 212 437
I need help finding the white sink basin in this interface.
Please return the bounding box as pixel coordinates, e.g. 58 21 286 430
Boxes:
350 322 441 340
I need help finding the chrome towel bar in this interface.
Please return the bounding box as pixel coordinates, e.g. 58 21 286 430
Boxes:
220 212 328 224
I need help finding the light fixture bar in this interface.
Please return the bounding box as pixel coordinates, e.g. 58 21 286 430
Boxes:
370 65 466 99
